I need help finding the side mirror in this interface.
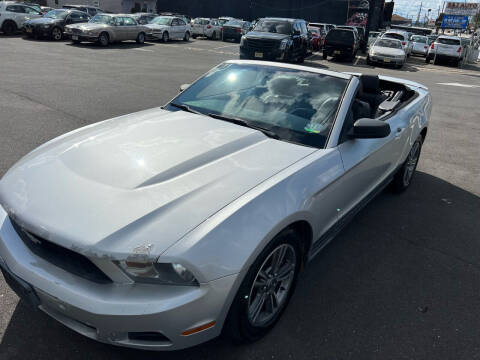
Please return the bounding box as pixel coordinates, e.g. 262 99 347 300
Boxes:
348 118 391 139
179 83 190 92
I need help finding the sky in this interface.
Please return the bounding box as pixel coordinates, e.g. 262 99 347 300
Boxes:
391 0 479 21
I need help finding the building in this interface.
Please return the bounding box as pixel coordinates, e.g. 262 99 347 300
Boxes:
45 0 157 13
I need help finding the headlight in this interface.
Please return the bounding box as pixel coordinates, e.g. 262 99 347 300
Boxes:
116 260 199 286
279 39 289 50
369 50 376 56
240 36 245 46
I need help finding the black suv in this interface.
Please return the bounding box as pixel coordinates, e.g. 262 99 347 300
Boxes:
240 18 309 63
323 28 359 61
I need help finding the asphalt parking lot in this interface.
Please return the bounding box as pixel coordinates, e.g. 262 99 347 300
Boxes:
0 36 480 360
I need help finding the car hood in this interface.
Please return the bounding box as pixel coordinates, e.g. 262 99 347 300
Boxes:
26 17 59 25
245 31 290 41
145 24 168 30
68 22 109 31
0 109 315 259
372 46 404 56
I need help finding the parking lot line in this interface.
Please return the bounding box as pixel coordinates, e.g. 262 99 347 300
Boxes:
213 44 240 50
437 82 480 88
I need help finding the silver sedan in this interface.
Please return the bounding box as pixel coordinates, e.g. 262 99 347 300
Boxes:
0 61 431 351
65 13 151 46
367 38 407 68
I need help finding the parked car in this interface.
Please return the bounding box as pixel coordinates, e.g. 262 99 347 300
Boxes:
308 22 328 35
240 18 309 63
63 4 104 17
410 35 429 57
367 31 381 47
131 12 158 25
218 16 235 25
191 18 221 40
0 1 42 35
64 13 151 46
427 34 438 44
221 19 250 42
20 2 42 13
336 25 360 42
426 35 465 67
307 26 323 51
0 59 430 351
382 30 412 56
323 28 359 61
24 9 90 40
145 16 190 42
367 38 406 68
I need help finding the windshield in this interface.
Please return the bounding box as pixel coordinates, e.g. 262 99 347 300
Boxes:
90 14 113 24
375 39 402 49
167 63 348 148
150 16 171 25
438 38 460 45
384 33 405 41
412 35 427 43
254 20 292 35
45 10 68 19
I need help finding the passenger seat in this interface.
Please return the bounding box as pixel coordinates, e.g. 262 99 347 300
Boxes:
357 75 387 118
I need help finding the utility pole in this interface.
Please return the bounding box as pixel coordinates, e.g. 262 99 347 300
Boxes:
416 2 423 25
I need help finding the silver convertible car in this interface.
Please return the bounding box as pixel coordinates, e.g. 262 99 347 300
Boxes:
0 61 431 350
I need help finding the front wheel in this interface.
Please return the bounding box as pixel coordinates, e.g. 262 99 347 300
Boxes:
224 229 301 343
162 31 169 43
183 31 190 41
98 32 109 46
391 136 423 192
366 56 372 65
51 27 62 41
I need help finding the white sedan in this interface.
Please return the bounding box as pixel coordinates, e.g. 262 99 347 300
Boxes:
367 38 407 68
0 61 431 351
145 15 191 42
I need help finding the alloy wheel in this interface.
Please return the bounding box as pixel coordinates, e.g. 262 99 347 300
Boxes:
247 244 297 327
52 28 62 41
403 141 420 186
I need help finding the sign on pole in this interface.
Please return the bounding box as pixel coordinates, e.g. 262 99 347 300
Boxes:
444 2 479 16
441 14 469 29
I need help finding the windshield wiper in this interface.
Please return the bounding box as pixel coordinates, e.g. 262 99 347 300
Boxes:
169 102 203 115
207 113 279 140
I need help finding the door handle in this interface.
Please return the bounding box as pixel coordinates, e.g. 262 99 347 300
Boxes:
395 127 405 138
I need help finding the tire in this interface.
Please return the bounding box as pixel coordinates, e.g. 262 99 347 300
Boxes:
51 27 62 41
433 56 439 65
192 34 197 39
183 31 190 41
2 21 17 36
391 136 423 192
72 39 81 44
136 32 145 44
162 31 169 43
322 51 328 60
210 31 216 40
224 228 302 343
425 57 430 64
366 56 372 65
98 32 109 47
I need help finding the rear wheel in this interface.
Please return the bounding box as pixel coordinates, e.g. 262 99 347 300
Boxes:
322 51 328 60
2 21 17 36
72 39 81 44
136 32 145 44
183 31 190 41
192 34 197 39
51 27 62 41
224 229 302 343
425 56 431 64
391 136 422 192
210 31 216 40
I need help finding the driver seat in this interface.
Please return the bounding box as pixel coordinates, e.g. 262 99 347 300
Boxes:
357 75 387 118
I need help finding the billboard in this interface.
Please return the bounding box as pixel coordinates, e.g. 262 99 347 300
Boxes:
346 0 370 26
445 2 479 16
441 14 469 29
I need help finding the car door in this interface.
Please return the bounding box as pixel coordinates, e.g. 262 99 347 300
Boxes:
177 18 187 39
123 16 139 40
334 82 412 220
170 18 181 39
114 17 127 40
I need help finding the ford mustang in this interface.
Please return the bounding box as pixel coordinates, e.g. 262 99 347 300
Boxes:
0 60 431 350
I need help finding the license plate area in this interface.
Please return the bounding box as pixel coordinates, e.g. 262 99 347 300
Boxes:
26 28 32 33
334 50 341 55
72 35 78 40
254 52 263 58
0 262 40 310
383 57 391 62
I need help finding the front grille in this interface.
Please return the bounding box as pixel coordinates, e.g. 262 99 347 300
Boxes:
72 28 82 35
245 38 279 50
11 219 112 284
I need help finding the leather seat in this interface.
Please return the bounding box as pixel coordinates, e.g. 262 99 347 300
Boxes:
357 75 387 118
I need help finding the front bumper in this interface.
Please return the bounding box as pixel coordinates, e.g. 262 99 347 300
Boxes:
369 55 404 65
24 25 52 38
0 206 237 350
147 32 163 40
240 46 286 61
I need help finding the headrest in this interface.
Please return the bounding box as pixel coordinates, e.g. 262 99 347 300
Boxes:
359 75 380 93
